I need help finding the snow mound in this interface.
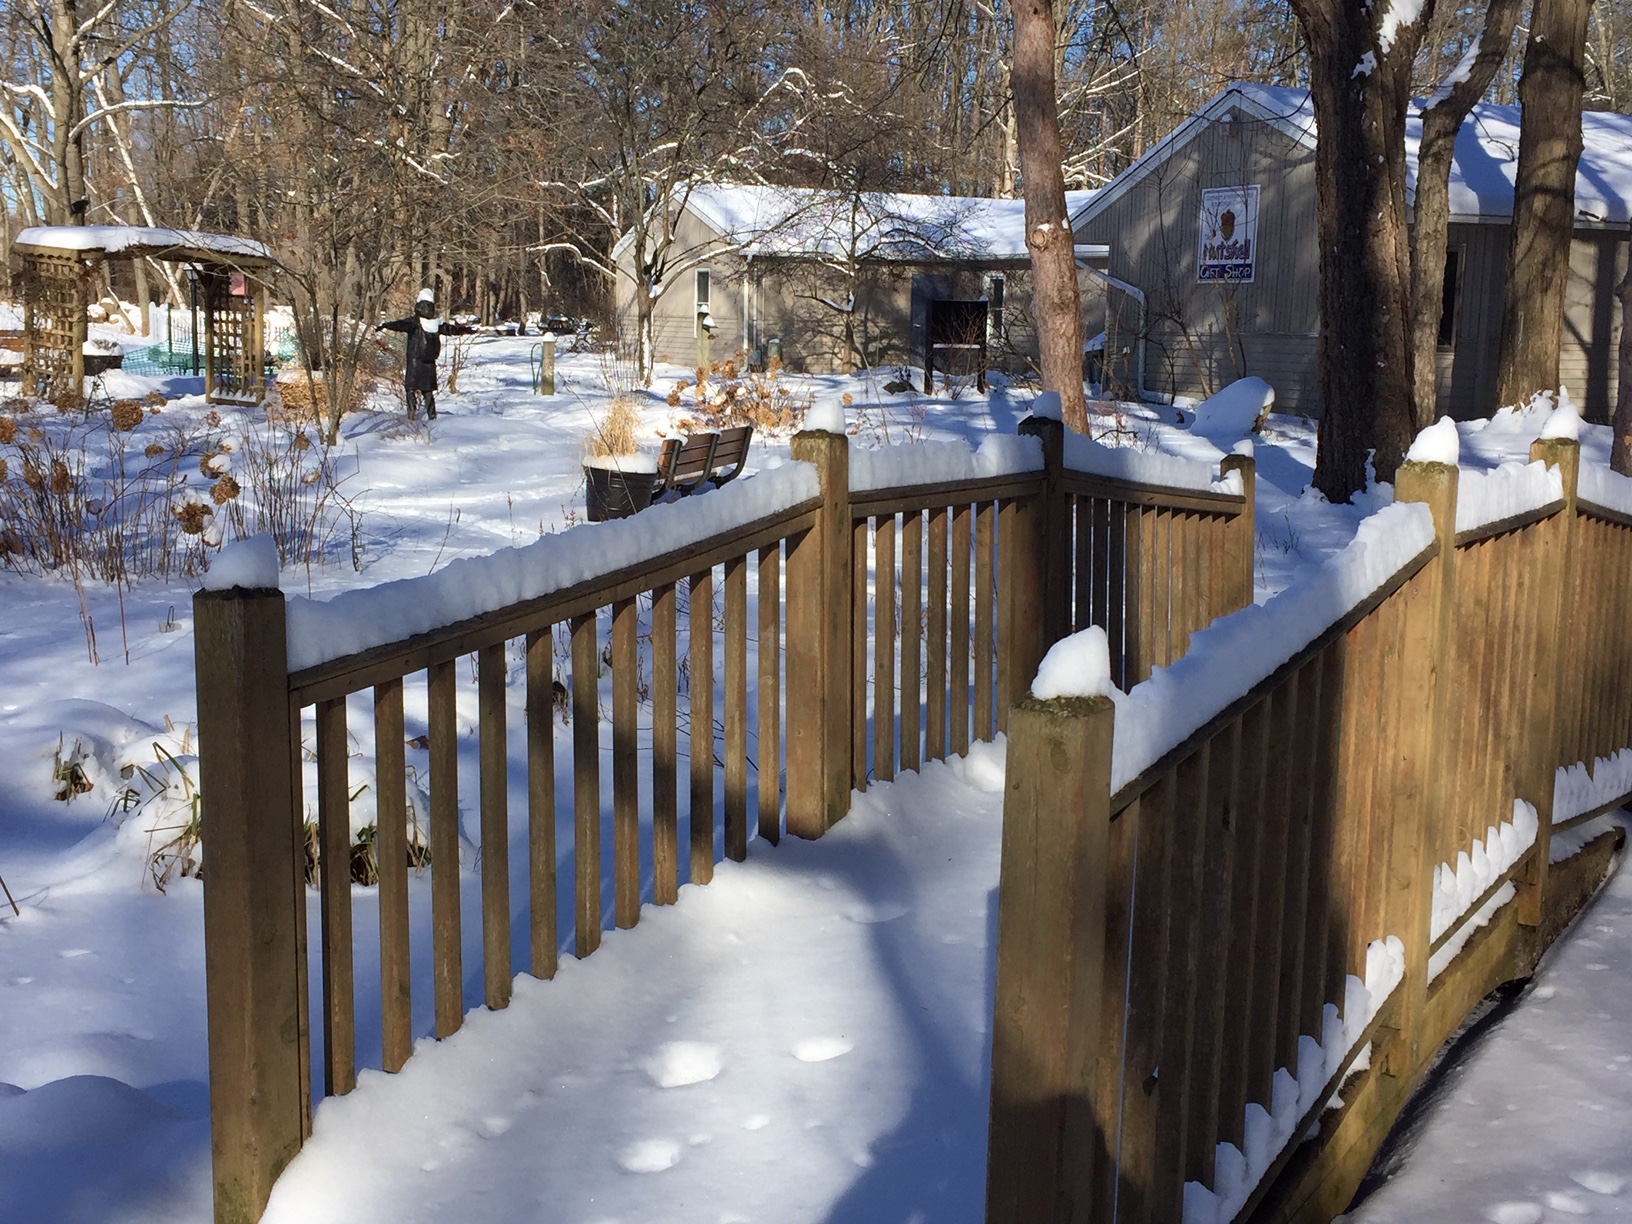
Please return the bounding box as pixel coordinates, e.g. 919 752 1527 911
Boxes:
1430 800 1539 943
804 403 846 434
1454 460 1562 535
1031 626 1118 701
1191 377 1274 444
1029 390 1063 421
1406 416 1460 466
641 1042 723 1089
849 433 1042 493
202 533 279 591
1062 431 1236 494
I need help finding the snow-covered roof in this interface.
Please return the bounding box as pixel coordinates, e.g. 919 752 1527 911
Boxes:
620 184 1100 265
14 225 275 264
1072 83 1632 229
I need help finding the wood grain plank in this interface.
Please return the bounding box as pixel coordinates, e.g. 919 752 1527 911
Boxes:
725 555 749 860
478 643 512 1009
316 697 355 1094
900 512 923 770
875 516 898 780
570 614 601 958
927 507 949 761
612 598 640 926
690 570 715 884
524 630 558 977
951 503 972 756
428 658 464 1033
757 547 782 845
373 680 411 1071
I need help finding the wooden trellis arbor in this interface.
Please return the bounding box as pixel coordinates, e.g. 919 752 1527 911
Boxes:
11 226 277 405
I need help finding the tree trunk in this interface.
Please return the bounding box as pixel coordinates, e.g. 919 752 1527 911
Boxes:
1494 0 1593 409
1611 226 1632 473
1294 0 1424 500
1408 0 1523 430
1011 0 1088 433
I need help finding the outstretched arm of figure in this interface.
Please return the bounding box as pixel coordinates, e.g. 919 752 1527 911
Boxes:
377 317 413 333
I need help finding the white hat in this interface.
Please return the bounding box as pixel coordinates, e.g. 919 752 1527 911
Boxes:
416 288 435 303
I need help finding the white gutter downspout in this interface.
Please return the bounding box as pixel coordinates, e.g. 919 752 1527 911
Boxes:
1075 244 1150 404
743 254 753 354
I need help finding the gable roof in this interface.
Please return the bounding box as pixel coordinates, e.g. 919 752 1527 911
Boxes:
619 183 1100 265
1070 83 1632 230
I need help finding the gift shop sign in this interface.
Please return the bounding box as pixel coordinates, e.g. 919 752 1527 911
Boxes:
1197 185 1259 283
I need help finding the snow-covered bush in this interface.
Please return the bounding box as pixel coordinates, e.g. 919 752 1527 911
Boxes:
665 354 812 434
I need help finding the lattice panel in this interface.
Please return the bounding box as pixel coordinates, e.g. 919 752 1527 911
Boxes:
203 270 266 405
22 253 86 399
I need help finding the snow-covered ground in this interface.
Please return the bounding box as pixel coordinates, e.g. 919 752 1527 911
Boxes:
0 329 1621 1222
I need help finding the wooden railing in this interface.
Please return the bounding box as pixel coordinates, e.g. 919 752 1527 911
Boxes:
988 435 1632 1224
194 419 1252 1224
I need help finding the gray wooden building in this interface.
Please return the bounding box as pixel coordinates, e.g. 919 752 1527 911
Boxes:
1071 84 1632 421
613 184 1105 382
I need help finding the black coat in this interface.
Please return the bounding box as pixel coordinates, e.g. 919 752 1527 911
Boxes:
380 315 442 391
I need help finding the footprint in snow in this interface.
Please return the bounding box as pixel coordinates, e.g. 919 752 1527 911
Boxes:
793 1037 853 1063
1544 1191 1592 1215
844 900 909 924
1572 1170 1627 1196
1482 1204 1541 1224
616 1138 681 1173
642 1041 723 1088
742 1114 771 1131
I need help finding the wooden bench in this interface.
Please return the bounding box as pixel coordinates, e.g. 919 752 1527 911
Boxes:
655 424 753 497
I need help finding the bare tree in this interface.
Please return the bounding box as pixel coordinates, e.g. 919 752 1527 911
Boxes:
1409 0 1524 428
1288 0 1431 499
1613 229 1632 472
1494 0 1594 408
1012 0 1087 431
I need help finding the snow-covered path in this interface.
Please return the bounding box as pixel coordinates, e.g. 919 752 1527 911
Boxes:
1346 824 1632 1224
258 744 1006 1224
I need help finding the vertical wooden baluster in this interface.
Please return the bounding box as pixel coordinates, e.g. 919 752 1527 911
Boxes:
1462 540 1496 849
316 697 354 1094
1089 498 1110 631
757 547 782 846
570 613 601 957
478 643 511 1010
1108 501 1129 686
1092 789 1138 1219
951 503 972 756
612 598 640 926
1303 643 1344 1041
725 555 749 860
524 630 557 977
1328 614 1378 998
690 569 716 883
974 502 995 741
997 499 1016 730
1073 495 1090 632
927 507 949 761
427 659 463 1034
1151 746 1209 1219
374 679 410 1072
900 512 923 771
1250 675 1295 1098
1186 721 1241 1182
290 702 311 1137
1276 663 1318 1071
852 518 870 791
1150 508 1171 669
1221 698 1272 1146
1169 512 1190 659
875 516 898 780
1117 773 1175 1224
653 585 679 899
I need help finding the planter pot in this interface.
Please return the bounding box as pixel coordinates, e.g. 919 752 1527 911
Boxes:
585 463 657 521
84 352 124 376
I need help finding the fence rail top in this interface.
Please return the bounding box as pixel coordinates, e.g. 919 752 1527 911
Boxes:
1062 428 1237 495
847 433 1042 494
1105 500 1437 806
1455 458 1563 537
284 463 819 675
1577 459 1632 528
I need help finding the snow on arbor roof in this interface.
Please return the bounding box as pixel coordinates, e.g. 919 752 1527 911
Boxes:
1071 83 1632 229
619 184 1101 264
14 225 275 264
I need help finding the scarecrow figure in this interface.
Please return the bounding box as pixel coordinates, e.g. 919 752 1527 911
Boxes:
378 288 442 419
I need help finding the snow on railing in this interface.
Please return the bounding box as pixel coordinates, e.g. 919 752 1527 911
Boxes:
1063 429 1240 494
1454 459 1563 535
285 463 819 671
1429 800 1539 945
1183 938 1406 1224
1107 500 1435 794
1578 460 1632 518
847 433 1041 493
1554 749 1632 824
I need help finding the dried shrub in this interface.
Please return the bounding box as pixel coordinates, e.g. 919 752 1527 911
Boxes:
210 475 241 504
49 460 72 495
173 501 211 535
53 389 86 415
270 370 368 422
583 396 643 459
1 397 27 414
0 416 16 445
142 391 168 409
144 443 166 458
110 399 144 431
667 354 813 433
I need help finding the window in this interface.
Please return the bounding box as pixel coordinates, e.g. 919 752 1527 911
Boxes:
695 269 711 308
1437 248 1462 348
985 274 1005 340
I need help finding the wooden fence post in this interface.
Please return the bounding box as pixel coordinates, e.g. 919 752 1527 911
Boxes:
1219 453 1256 614
1387 460 1458 1076
986 692 1114 1224
1018 414 1069 646
194 587 308 1224
1521 435 1580 929
786 427 852 837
